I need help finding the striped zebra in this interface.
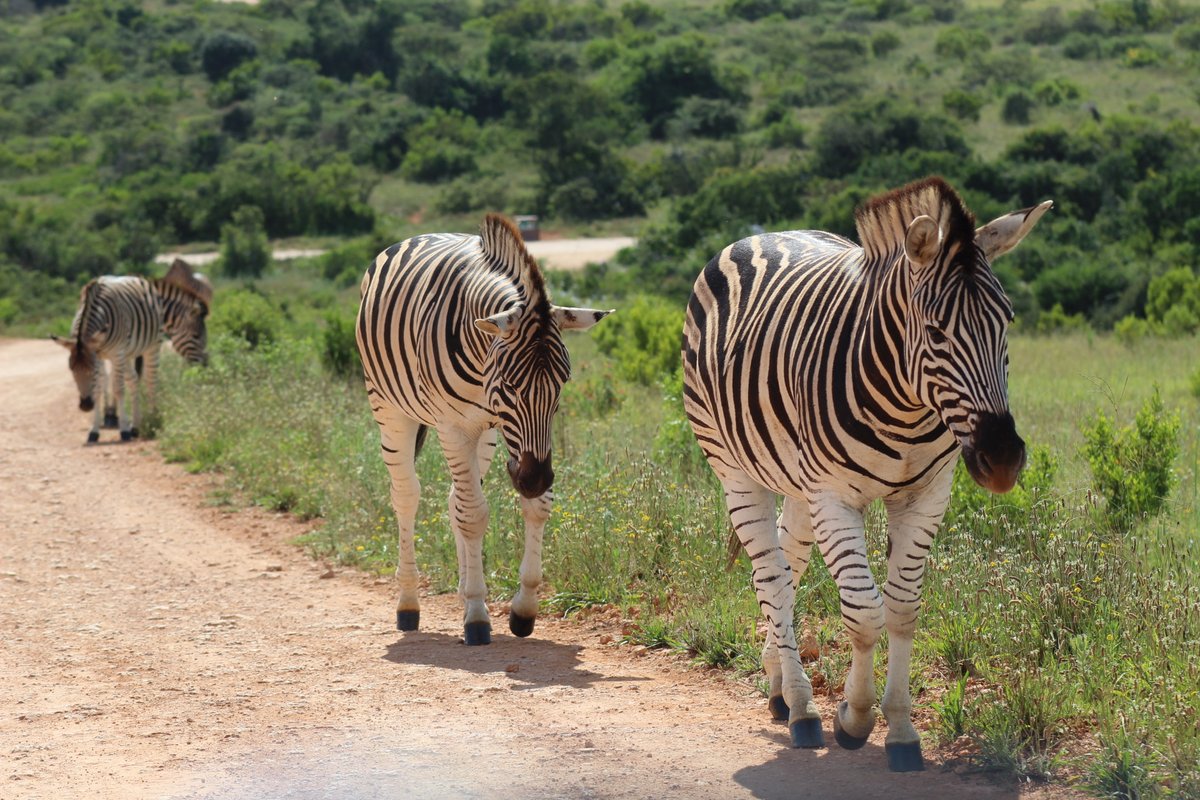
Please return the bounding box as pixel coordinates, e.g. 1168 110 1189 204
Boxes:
53 260 211 443
356 214 612 645
682 177 1051 771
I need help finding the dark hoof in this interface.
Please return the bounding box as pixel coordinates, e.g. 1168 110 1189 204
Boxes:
789 717 825 749
120 430 133 442
396 609 420 631
833 702 870 750
768 695 789 722
464 621 492 646
86 431 100 444
509 612 535 638
886 741 925 772
129 427 139 439
103 413 119 429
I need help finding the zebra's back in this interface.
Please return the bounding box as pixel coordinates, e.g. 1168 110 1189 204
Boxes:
74 277 163 361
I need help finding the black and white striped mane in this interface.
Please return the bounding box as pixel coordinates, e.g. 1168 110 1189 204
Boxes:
479 213 552 327
854 176 977 265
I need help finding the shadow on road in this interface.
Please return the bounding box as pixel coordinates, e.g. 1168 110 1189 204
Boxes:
382 631 649 691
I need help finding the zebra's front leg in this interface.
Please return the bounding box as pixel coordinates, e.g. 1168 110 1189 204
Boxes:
765 495 816 721
510 490 550 637
443 428 493 645
103 361 118 429
879 476 952 771
722 474 822 748
810 494 884 751
376 413 423 631
118 354 140 442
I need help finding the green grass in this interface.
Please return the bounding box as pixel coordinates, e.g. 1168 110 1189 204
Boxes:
157 329 1200 795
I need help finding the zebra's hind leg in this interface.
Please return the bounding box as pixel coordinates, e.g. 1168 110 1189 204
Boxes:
102 360 118 428
810 493 882 751
375 411 423 632
441 427 492 645
721 473 822 748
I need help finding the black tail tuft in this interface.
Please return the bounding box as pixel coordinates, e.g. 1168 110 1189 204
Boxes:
414 424 429 458
135 355 144 378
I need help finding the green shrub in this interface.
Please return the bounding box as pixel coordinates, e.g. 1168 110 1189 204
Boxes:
210 288 283 349
1081 388 1181 531
1031 303 1090 335
1001 89 1036 125
1145 267 1200 335
1113 314 1153 346
942 89 984 122
219 205 270 278
322 311 362 380
201 31 258 82
591 295 684 386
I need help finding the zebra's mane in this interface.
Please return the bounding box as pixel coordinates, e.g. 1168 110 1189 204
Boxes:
479 213 550 318
854 176 977 265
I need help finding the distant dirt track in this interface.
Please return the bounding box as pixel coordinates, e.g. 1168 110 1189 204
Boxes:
0 338 1079 800
154 237 635 273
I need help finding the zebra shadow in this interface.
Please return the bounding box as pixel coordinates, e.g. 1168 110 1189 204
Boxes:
381 631 648 691
732 731 1021 800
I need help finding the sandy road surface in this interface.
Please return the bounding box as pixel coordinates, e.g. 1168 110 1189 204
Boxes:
0 338 1069 800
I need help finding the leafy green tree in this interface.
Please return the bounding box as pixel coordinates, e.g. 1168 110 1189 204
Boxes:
201 31 257 83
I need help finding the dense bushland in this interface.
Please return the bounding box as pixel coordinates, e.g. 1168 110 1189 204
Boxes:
2 0 1200 333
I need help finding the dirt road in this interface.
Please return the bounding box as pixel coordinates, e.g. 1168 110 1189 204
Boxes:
154 237 635 273
1 339 1062 800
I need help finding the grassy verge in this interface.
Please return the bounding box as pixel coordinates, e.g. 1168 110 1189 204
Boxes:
158 330 1200 795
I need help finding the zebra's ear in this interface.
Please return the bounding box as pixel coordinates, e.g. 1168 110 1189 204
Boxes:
904 214 943 271
976 200 1053 261
475 305 525 337
552 306 614 332
50 334 77 351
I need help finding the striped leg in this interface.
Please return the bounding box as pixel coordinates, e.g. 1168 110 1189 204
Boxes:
374 411 423 632
880 470 953 772
721 473 822 747
810 493 883 750
765 495 815 721
112 355 136 442
134 347 160 439
103 361 118 429
510 489 550 637
441 427 492 645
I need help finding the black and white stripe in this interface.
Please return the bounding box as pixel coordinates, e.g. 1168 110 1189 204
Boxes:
683 177 1051 771
54 262 210 443
356 214 611 645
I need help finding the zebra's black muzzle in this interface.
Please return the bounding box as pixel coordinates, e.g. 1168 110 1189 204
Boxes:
508 452 553 499
80 396 95 413
962 411 1026 494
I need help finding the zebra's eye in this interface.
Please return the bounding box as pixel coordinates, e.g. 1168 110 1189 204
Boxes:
925 325 949 346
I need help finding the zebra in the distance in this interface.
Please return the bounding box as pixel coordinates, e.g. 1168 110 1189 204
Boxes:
53 260 211 443
683 176 1051 772
356 214 612 645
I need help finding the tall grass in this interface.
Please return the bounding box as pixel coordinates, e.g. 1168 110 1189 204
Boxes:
158 331 1200 794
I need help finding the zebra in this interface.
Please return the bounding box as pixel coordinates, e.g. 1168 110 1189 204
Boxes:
53 260 211 443
356 213 612 645
682 176 1050 772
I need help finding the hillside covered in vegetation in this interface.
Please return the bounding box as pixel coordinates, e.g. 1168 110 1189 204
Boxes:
1 0 1198 331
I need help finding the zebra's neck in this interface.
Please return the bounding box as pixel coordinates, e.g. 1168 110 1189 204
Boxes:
853 256 926 422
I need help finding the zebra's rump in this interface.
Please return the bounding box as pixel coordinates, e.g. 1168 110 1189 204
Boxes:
76 277 163 360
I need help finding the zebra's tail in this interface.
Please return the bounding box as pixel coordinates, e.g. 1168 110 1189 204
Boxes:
414 424 429 458
725 527 742 571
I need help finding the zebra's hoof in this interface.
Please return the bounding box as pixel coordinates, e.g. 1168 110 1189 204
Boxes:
103 413 118 429
834 702 870 750
509 612 535 638
86 431 100 444
396 610 420 631
886 741 925 772
120 430 133 442
789 717 825 749
768 695 789 722
463 621 492 646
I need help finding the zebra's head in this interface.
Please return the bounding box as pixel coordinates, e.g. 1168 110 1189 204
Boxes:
890 183 1052 494
167 300 209 366
51 334 102 412
476 301 613 499
473 215 613 499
